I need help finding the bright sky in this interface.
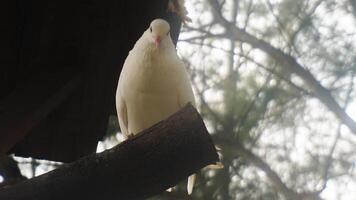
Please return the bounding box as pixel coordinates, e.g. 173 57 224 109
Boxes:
179 1 356 200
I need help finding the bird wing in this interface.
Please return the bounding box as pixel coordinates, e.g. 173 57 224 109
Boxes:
177 67 196 108
175 62 197 195
116 93 129 138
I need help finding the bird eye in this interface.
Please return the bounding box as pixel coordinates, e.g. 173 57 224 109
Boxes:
166 31 170 36
150 27 152 32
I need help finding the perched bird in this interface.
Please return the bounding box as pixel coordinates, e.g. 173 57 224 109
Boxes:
116 19 196 194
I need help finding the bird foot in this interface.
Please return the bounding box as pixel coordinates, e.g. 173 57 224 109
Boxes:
205 162 224 169
126 133 135 140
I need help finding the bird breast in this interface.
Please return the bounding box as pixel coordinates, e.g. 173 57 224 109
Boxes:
120 50 183 134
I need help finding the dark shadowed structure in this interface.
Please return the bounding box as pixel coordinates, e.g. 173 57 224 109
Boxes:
1 0 181 162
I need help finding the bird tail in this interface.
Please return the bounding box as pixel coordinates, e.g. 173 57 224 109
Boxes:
187 174 196 195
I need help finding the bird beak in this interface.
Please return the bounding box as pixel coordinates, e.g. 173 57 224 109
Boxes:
154 36 161 47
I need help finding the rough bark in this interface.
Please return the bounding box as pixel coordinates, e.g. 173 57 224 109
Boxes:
0 104 219 200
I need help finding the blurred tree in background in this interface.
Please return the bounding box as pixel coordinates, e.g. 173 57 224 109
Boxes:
153 0 356 199
3 0 356 199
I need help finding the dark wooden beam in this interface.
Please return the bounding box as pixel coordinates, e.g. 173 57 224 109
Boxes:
5 0 182 162
0 104 219 200
0 72 81 155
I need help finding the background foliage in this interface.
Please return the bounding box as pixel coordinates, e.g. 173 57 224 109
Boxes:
2 0 356 199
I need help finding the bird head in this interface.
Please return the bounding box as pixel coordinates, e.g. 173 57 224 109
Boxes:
146 19 171 48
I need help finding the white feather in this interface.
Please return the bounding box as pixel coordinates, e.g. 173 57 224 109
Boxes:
115 19 196 194
187 174 196 195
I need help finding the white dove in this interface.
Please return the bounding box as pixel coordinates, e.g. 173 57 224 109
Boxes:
115 19 196 195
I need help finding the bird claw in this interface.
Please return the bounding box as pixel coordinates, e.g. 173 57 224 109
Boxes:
204 146 224 169
205 162 224 169
126 133 135 139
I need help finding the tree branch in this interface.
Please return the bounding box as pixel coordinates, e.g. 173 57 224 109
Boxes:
208 0 356 135
214 137 321 200
319 71 355 192
0 104 219 200
181 40 310 96
350 0 356 17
